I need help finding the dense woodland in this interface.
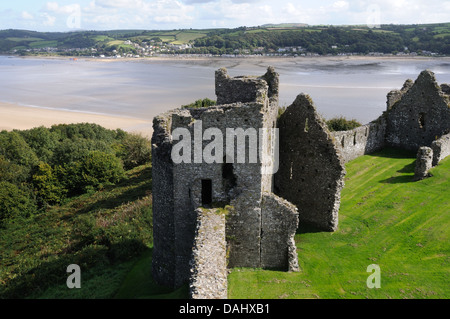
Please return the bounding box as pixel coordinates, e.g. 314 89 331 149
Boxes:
0 123 151 227
188 24 450 55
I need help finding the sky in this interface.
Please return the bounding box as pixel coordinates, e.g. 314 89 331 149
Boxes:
0 0 449 32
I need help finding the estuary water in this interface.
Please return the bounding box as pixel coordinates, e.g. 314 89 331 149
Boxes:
1 55 449 125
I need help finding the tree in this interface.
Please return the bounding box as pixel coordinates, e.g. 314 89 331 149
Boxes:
19 126 59 163
0 155 29 184
0 130 39 168
78 151 125 190
0 181 36 225
32 162 67 206
118 133 152 170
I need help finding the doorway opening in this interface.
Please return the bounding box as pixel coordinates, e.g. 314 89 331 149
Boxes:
201 179 212 206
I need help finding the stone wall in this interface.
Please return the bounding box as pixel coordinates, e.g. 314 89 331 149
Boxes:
431 133 450 166
275 93 346 232
414 146 433 181
331 118 387 163
386 79 414 110
385 70 450 151
152 67 294 292
189 208 228 299
260 193 299 272
215 67 279 105
151 113 176 288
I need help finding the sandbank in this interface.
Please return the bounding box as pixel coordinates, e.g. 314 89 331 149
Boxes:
0 102 153 137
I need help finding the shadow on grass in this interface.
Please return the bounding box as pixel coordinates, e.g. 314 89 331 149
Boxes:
296 222 326 235
114 248 189 299
380 159 416 184
379 174 414 184
366 147 416 159
76 166 152 215
0 239 150 299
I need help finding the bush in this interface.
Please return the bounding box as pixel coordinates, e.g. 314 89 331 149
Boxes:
79 151 125 190
32 162 67 206
50 123 121 143
182 98 216 109
326 116 362 132
18 126 59 163
0 130 39 168
0 181 36 225
0 156 29 184
51 137 112 165
118 133 151 170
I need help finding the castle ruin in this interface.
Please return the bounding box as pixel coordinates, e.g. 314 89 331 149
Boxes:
151 67 450 299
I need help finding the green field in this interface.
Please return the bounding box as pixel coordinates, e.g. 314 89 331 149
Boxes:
228 148 450 299
6 37 44 42
29 40 58 48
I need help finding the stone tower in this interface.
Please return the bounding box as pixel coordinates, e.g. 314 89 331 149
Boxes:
151 67 299 291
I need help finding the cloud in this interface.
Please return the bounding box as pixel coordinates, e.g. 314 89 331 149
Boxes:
21 11 34 20
79 0 194 29
46 2 81 15
332 1 349 10
95 0 145 9
18 0 449 31
182 0 260 3
41 13 56 26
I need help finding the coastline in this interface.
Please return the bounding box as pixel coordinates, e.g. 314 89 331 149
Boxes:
9 53 450 64
0 102 153 137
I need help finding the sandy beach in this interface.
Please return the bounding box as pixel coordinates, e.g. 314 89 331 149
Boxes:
0 102 153 137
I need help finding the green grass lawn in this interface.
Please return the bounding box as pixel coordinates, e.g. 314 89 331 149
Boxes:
228 148 450 299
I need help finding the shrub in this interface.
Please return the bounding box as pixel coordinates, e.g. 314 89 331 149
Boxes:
50 123 120 143
0 156 29 184
182 98 216 109
32 162 67 206
326 116 362 132
119 133 151 170
0 130 39 168
18 126 59 163
0 181 36 225
51 137 112 165
79 151 125 190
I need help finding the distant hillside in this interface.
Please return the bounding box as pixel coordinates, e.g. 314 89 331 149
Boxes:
261 23 309 28
0 22 449 56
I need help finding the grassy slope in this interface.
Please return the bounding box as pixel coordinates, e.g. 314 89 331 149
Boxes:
0 164 155 298
228 148 450 299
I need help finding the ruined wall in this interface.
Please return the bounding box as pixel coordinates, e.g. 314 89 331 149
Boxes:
331 119 386 163
189 208 228 299
385 70 450 151
260 193 299 272
152 67 287 290
386 79 414 110
275 94 346 232
151 113 176 288
414 146 433 181
215 67 279 105
431 132 450 166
